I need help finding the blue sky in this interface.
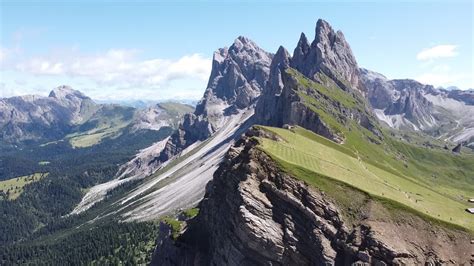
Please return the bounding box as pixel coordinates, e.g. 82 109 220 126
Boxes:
1 0 472 100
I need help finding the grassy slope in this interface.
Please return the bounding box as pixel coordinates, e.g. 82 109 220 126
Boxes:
67 102 192 148
158 102 195 128
256 68 474 232
259 127 473 231
66 105 135 148
158 102 194 116
0 173 48 200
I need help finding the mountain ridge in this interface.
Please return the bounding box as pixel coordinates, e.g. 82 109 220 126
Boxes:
147 18 473 265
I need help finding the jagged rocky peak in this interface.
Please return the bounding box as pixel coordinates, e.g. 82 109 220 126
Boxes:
359 68 398 109
48 85 90 101
292 33 310 69
269 46 291 92
291 19 360 91
255 46 291 125
149 36 273 170
195 35 273 127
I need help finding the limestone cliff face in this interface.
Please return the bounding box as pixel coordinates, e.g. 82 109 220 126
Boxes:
255 44 340 142
292 19 360 91
149 36 273 169
255 19 381 143
153 128 472 265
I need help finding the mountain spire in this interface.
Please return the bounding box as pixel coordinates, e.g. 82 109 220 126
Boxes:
291 19 360 91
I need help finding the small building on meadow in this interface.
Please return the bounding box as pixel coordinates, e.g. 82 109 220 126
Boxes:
466 208 474 214
468 198 474 203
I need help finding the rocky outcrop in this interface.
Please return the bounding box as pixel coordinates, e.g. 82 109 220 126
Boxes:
149 36 273 169
452 143 462 153
383 81 435 132
260 68 343 142
446 89 474 105
255 19 383 143
359 68 474 142
254 46 292 127
358 68 398 110
291 19 360 91
153 128 473 265
131 102 193 132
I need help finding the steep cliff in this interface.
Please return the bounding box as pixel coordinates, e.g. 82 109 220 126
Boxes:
291 19 360 92
256 19 379 144
150 36 273 170
153 128 473 265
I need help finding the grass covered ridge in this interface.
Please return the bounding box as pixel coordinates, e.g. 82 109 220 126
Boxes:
258 126 474 232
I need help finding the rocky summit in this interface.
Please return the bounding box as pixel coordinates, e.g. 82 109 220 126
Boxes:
292 19 360 91
143 36 273 172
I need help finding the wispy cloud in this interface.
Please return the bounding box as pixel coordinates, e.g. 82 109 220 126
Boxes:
415 73 467 86
0 47 212 100
11 49 212 87
416 44 458 61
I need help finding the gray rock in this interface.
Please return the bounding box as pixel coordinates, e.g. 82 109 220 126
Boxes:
151 36 273 170
359 68 474 145
291 19 360 91
0 85 97 143
452 143 462 153
255 46 291 126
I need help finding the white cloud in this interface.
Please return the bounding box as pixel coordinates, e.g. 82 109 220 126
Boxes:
13 49 212 88
415 73 467 87
416 45 458 61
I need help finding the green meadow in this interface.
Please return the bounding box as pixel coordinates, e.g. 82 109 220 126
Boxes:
259 126 474 231
0 173 48 200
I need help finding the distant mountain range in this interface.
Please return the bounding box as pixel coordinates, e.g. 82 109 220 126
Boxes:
0 86 194 147
95 99 199 109
360 69 474 146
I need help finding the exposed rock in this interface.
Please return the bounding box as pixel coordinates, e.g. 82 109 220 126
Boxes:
149 36 273 170
360 68 474 144
446 89 474 105
255 46 291 126
0 85 98 143
291 19 360 91
195 36 272 126
452 143 462 153
292 33 311 75
153 128 473 265
358 68 397 110
131 102 193 132
255 43 341 141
